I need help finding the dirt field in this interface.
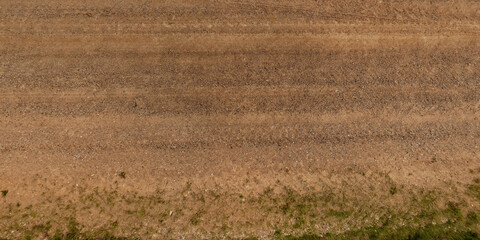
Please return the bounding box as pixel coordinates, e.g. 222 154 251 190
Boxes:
0 0 480 239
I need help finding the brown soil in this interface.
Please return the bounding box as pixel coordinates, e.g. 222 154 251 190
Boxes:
0 0 479 239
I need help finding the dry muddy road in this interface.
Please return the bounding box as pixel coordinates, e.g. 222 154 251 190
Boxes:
0 0 480 239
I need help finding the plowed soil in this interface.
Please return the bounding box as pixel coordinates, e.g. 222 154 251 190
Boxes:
1 0 480 239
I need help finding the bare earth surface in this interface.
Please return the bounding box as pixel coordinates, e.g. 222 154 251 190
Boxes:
0 0 480 239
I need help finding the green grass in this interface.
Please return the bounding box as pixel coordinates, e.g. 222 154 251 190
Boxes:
326 209 352 219
190 210 205 226
274 223 479 240
30 222 477 240
468 179 480 200
48 218 130 240
7 177 480 240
